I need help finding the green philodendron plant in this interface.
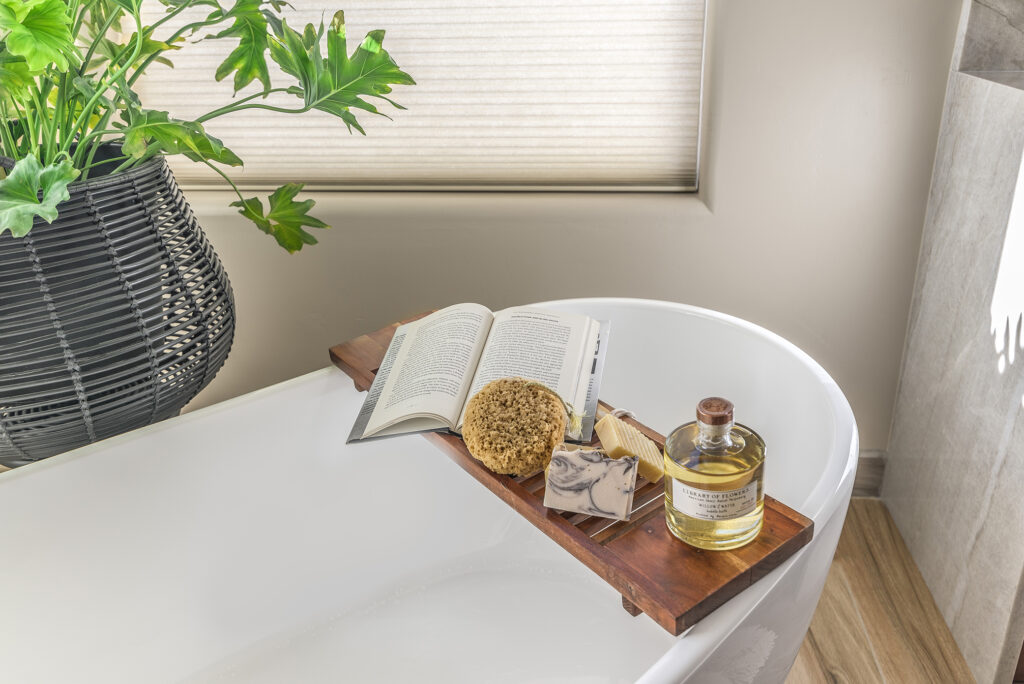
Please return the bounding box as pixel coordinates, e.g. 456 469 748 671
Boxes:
0 0 414 251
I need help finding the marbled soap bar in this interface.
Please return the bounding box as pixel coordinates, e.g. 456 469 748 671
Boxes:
594 414 664 483
543 447 638 520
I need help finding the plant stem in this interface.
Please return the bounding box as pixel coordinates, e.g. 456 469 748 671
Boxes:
79 153 130 181
195 89 293 122
80 8 123 75
127 16 232 88
71 0 95 38
80 147 99 179
146 1 198 35
199 158 248 205
54 72 67 151
197 68 390 123
72 127 120 166
81 154 128 171
0 115 17 159
109 158 137 175
30 85 56 163
0 101 17 158
64 10 146 157
23 106 38 158
7 99 31 157
109 141 161 174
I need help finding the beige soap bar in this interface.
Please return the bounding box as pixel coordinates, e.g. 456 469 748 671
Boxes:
594 414 664 483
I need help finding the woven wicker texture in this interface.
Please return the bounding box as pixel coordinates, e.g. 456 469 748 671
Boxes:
0 156 235 467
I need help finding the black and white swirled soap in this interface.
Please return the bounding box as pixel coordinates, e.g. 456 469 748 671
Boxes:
543 447 639 521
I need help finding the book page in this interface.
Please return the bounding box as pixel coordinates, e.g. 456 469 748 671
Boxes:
346 327 409 442
579 319 611 440
364 303 492 437
458 307 597 430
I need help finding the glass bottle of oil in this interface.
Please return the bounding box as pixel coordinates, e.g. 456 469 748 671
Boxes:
664 397 765 550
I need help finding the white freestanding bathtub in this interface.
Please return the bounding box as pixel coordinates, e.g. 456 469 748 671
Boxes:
0 299 857 683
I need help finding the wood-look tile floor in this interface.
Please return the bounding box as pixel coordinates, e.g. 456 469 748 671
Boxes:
786 498 976 684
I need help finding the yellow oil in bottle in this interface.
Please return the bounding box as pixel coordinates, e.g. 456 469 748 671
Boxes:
663 397 765 550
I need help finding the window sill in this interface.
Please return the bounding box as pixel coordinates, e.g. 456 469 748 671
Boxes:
181 187 713 222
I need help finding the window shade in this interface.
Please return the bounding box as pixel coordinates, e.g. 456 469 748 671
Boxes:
137 1 705 190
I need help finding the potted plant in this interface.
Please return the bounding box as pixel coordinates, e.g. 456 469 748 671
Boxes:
0 0 414 466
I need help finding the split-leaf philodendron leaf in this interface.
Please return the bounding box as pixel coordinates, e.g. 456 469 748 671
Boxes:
0 53 33 104
0 0 78 72
268 11 415 134
0 155 79 238
231 183 329 253
120 108 243 167
211 0 272 93
91 32 183 71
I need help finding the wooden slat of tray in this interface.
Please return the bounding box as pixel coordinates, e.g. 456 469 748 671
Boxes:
329 313 814 636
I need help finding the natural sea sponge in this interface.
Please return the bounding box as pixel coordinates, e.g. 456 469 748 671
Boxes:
462 377 567 476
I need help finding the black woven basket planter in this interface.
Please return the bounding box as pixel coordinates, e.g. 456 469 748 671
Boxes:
0 154 235 467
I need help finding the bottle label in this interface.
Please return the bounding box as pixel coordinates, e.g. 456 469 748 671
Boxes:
671 479 759 521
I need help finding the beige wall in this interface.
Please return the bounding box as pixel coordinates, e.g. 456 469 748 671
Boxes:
183 0 961 451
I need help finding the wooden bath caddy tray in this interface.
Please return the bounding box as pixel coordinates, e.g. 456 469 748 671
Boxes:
329 312 814 636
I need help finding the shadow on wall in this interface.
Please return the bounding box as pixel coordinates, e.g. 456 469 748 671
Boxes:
992 145 1024 402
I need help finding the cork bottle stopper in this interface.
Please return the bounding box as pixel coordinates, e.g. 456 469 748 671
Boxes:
697 397 734 425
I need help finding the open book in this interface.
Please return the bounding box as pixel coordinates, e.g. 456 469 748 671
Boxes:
347 303 609 443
